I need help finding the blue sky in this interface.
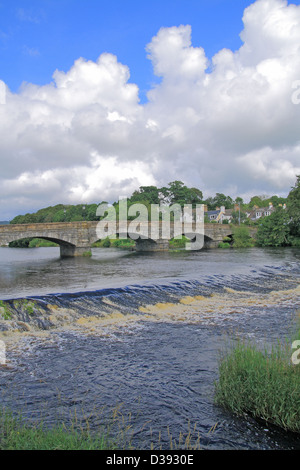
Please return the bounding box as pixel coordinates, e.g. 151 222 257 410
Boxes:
0 0 300 218
2 0 298 102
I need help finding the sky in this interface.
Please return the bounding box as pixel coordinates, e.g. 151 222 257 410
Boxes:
0 0 300 219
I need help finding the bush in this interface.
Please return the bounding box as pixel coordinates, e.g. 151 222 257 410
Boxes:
218 242 231 249
232 226 254 248
102 237 111 248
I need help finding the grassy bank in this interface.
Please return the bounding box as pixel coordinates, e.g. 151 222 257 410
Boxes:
92 238 135 249
0 406 204 450
0 405 135 450
214 328 300 433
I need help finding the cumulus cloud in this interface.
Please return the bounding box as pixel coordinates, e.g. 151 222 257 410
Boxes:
0 0 300 219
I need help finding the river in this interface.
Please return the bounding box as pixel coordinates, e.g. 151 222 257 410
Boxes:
0 245 299 450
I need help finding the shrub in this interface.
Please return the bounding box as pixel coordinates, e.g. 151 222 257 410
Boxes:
102 238 111 248
218 242 231 249
232 226 254 248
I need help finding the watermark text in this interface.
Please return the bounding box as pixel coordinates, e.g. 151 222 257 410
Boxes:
96 198 204 251
291 80 300 105
0 340 6 365
291 340 300 365
0 81 6 105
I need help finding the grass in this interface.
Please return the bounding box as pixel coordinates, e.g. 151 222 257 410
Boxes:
0 406 206 450
28 238 58 248
214 327 300 434
169 236 190 249
91 238 135 249
0 406 130 450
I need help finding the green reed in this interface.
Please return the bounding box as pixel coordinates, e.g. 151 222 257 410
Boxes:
214 329 300 434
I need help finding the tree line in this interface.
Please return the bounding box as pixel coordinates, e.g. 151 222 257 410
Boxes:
8 178 300 248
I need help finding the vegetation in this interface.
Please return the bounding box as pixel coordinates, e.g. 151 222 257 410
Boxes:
0 300 12 320
218 242 231 249
10 203 102 225
169 236 191 249
0 408 122 450
0 404 203 450
91 238 135 249
215 327 300 434
9 238 58 248
256 176 300 247
7 177 300 249
232 226 255 248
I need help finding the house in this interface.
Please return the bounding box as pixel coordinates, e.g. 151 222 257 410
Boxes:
248 202 282 221
205 210 220 222
204 206 234 224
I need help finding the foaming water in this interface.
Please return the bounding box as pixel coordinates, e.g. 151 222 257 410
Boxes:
0 247 299 449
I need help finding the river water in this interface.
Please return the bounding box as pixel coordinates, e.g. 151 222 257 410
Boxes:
0 246 299 450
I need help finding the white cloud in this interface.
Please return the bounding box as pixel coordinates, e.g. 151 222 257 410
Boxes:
0 0 300 219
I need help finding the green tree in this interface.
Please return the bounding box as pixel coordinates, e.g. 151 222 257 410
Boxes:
129 186 160 205
160 181 203 207
270 195 287 207
204 193 233 210
287 175 300 237
232 226 254 248
212 193 233 209
248 196 265 208
230 210 248 225
256 207 291 247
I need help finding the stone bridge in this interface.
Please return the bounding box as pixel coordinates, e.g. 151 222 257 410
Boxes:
0 221 257 257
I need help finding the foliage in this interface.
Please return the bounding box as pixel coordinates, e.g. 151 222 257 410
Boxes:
28 238 58 248
215 333 300 433
232 226 254 248
230 210 248 225
287 175 300 237
130 186 161 205
218 242 231 249
0 300 12 320
10 203 101 225
9 238 31 248
7 179 298 250
169 236 190 249
102 237 111 248
0 407 121 450
204 193 233 211
256 207 292 247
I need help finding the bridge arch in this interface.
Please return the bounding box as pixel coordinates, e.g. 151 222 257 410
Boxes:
3 233 78 258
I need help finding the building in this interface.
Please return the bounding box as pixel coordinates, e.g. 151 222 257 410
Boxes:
248 202 278 221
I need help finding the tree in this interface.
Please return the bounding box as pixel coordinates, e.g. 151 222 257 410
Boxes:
256 207 291 247
204 193 233 210
248 196 265 208
270 195 287 207
160 181 203 207
129 186 160 205
287 175 300 237
230 210 248 225
232 226 254 248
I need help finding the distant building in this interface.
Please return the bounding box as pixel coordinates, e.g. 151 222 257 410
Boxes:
248 202 278 221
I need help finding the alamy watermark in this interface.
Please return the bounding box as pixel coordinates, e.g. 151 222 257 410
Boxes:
0 340 5 365
0 80 6 105
96 198 204 250
291 80 300 105
291 340 300 365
